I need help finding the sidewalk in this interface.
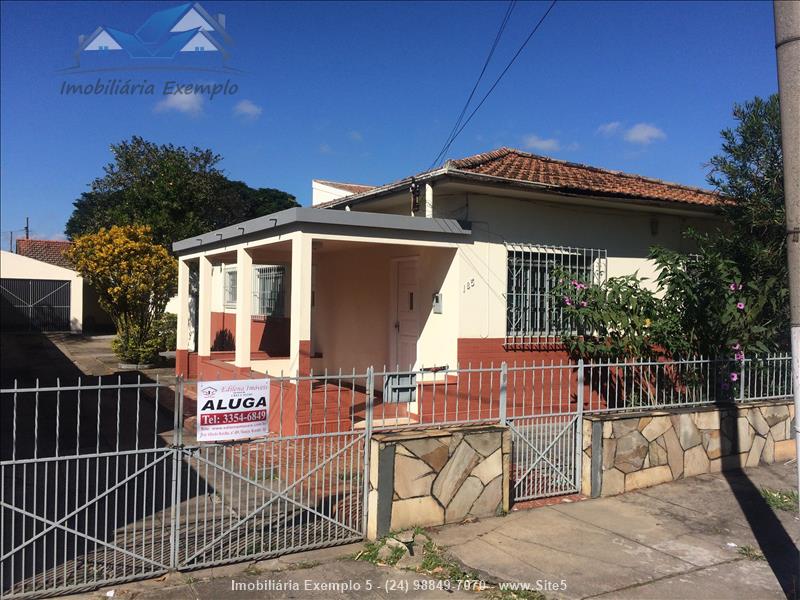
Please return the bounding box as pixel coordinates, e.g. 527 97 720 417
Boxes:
431 461 799 599
75 462 798 600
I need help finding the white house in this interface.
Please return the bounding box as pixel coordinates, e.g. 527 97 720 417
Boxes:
171 147 721 381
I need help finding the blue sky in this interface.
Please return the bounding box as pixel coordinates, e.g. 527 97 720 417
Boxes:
0 1 778 241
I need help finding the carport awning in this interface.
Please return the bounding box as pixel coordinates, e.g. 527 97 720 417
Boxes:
172 207 471 256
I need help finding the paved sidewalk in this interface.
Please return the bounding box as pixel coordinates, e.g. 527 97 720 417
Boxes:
431 462 799 599
74 545 475 600
72 463 798 600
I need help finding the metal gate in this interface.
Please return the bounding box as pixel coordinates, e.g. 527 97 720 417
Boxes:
173 372 368 570
0 377 175 598
505 361 583 501
0 280 71 332
0 371 369 599
1 362 587 598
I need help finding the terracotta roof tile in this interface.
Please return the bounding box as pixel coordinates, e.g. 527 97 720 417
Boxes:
315 179 375 195
447 147 720 207
15 239 73 269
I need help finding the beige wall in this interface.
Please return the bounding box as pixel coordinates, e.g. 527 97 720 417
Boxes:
0 250 83 332
431 193 718 339
312 243 458 373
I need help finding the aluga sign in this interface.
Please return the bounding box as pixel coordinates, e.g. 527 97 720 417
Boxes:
197 378 270 441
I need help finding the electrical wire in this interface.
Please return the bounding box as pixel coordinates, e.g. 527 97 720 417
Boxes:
429 0 517 169
431 0 558 168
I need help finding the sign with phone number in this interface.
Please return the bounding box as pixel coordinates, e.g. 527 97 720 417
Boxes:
197 378 270 441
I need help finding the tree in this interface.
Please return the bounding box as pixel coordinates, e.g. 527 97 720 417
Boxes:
704 94 788 343
66 225 178 364
65 137 298 247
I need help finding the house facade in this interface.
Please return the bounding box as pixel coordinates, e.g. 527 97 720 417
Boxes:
172 148 721 381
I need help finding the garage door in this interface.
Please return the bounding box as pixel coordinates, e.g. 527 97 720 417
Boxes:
0 278 71 331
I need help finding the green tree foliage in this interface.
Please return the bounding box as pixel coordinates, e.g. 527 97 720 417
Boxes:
65 136 299 247
557 95 788 360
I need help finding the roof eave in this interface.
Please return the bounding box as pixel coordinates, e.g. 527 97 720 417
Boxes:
316 168 722 215
314 166 450 210
172 206 472 255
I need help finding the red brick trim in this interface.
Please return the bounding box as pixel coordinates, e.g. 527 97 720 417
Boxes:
457 337 570 366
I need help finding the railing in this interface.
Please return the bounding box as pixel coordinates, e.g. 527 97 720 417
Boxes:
0 353 792 597
583 353 793 414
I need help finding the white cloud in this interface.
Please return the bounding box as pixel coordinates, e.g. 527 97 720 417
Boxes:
233 99 263 120
624 123 666 145
319 143 332 154
348 130 363 142
154 92 203 117
596 121 621 136
522 134 560 152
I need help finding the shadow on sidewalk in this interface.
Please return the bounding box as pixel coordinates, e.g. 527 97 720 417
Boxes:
718 401 798 599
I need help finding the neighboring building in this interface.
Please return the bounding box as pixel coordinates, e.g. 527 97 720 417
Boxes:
311 180 375 206
171 147 721 381
0 240 113 333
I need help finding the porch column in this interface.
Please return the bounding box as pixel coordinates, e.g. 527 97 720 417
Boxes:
235 247 253 369
175 258 190 376
290 233 312 375
197 255 212 358
425 182 434 218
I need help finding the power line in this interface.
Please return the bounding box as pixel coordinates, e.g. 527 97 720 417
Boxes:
431 0 558 168
429 1 517 169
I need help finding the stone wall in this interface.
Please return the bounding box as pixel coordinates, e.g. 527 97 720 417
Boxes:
581 400 795 497
367 426 510 539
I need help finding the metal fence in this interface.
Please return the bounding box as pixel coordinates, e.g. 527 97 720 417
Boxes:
582 353 793 413
1 354 793 597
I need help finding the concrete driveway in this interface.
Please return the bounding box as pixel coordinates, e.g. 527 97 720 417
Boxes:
431 462 799 599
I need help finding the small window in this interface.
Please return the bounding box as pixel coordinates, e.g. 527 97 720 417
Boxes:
253 266 286 317
505 244 607 347
224 267 237 308
195 46 204 52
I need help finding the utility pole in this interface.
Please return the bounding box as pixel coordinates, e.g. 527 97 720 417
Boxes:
24 217 29 240
773 0 800 508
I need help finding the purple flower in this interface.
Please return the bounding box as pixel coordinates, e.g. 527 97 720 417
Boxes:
734 351 745 362
564 297 573 306
737 283 743 290
580 301 588 307
729 372 739 382
736 302 745 310
732 342 741 351
729 283 737 291
570 280 578 287
577 283 587 290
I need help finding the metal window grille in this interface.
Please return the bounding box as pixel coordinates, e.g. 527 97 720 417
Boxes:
505 244 607 348
223 268 237 308
252 266 286 317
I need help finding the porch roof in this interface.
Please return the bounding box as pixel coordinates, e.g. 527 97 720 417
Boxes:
172 207 471 255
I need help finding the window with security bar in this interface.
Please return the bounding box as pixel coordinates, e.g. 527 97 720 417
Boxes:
253 265 286 317
505 244 607 347
223 267 237 308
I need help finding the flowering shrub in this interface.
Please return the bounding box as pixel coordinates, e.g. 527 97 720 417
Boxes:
552 272 664 360
554 242 786 362
66 225 178 363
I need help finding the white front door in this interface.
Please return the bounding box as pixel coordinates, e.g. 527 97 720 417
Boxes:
391 258 419 370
